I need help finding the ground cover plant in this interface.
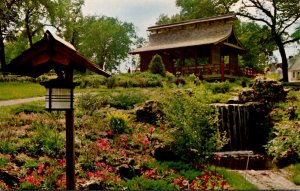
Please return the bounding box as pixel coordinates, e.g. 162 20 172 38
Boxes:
1 73 299 190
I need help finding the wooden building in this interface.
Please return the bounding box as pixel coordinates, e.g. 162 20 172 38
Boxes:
130 13 246 81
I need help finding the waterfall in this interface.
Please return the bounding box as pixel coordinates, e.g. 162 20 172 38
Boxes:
214 103 264 151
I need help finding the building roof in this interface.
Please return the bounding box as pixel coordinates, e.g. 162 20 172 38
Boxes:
131 13 243 54
289 55 300 71
6 30 110 78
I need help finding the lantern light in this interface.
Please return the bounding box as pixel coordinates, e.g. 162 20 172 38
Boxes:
41 78 79 110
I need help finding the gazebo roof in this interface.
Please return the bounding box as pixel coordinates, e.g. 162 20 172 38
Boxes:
6 30 110 78
131 13 244 54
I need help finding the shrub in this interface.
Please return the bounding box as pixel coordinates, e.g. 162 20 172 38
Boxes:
78 93 106 115
75 75 106 88
26 122 64 157
108 111 130 134
266 121 300 165
108 92 148 110
163 90 221 161
206 81 232 93
149 54 166 77
11 104 44 115
0 141 16 154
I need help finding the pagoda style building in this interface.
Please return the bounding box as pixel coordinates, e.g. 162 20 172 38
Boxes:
130 13 247 81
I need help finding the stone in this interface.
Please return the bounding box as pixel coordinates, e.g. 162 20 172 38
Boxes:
117 164 136 179
136 100 164 125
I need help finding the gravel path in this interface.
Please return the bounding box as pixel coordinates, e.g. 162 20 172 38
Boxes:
235 169 300 190
0 97 45 106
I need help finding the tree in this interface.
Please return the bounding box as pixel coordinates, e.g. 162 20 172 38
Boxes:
156 0 237 25
19 0 55 47
0 0 22 70
50 0 84 47
235 21 276 70
78 16 137 72
236 0 300 82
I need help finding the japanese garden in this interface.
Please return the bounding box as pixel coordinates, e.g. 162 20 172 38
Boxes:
0 0 300 190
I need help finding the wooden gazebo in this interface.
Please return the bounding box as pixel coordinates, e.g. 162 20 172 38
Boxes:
130 13 246 81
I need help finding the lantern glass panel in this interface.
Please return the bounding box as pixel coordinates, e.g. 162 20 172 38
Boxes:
46 88 72 110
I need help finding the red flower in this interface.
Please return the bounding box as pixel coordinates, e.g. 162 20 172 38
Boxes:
107 130 113 135
148 126 155 133
37 164 44 174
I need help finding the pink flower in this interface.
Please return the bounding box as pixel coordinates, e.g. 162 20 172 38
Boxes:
121 150 127 157
96 162 101 167
37 164 44 174
149 126 155 133
107 130 113 135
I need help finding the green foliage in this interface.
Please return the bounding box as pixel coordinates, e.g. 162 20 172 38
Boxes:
0 141 16 154
108 92 148 110
106 73 163 88
123 176 174 190
78 93 106 115
267 121 300 164
11 104 44 115
26 121 64 157
78 15 137 72
206 81 232 93
292 163 300 185
163 90 220 160
75 75 106 88
0 157 8 167
108 111 130 134
149 54 166 77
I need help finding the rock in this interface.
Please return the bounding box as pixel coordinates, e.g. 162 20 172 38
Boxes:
0 171 19 187
81 180 105 190
154 145 178 161
136 100 164 125
117 164 136 179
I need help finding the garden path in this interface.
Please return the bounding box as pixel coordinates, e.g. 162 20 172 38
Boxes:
235 169 300 190
0 93 83 107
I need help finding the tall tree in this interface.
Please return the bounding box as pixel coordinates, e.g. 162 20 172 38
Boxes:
78 16 137 72
20 0 55 47
0 0 22 70
235 21 276 70
236 0 300 82
50 0 84 47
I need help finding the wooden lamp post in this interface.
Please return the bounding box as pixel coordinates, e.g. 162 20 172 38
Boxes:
6 31 110 190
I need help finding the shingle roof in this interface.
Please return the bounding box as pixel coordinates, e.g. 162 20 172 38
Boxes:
131 14 241 54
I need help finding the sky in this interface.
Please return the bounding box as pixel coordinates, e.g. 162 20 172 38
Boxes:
82 0 180 38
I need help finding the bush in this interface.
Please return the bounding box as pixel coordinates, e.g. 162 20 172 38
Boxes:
108 111 130 134
206 81 232 93
106 73 163 88
108 92 148 110
149 54 166 77
26 121 64 157
75 75 107 88
163 90 221 161
266 121 300 165
78 93 106 115
11 104 44 115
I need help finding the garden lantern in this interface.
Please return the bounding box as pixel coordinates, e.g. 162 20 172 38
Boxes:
6 30 110 190
41 78 79 110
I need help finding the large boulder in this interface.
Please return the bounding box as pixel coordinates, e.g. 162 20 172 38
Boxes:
238 77 288 103
136 100 164 125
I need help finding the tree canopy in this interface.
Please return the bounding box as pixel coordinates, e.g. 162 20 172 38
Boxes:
1 0 138 73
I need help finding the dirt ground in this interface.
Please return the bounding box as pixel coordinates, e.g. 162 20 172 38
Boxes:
234 169 300 190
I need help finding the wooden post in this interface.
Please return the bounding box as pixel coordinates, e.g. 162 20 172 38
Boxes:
221 57 225 82
65 69 75 190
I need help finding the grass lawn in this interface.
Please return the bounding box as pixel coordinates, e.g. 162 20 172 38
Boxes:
0 82 45 100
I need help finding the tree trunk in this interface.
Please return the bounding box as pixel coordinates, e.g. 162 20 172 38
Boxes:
275 36 289 82
0 26 6 71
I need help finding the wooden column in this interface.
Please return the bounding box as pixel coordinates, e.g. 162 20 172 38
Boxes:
65 69 75 190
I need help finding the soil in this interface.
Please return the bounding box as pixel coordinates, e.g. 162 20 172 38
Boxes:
234 169 300 190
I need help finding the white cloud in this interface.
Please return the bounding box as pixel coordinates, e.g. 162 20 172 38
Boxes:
82 0 179 37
